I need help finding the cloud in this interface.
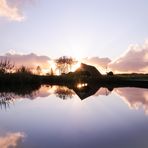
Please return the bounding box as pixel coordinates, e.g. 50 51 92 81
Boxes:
115 88 148 114
81 57 111 73
0 132 25 148
0 0 25 21
0 52 51 70
109 41 148 73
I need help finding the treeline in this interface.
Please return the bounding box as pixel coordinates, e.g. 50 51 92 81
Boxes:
0 59 41 85
0 58 77 86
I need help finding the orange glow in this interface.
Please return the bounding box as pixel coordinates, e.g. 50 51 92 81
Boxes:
48 60 59 75
71 62 81 72
48 61 56 70
41 68 49 75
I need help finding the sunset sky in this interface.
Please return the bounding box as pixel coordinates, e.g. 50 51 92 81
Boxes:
0 0 148 73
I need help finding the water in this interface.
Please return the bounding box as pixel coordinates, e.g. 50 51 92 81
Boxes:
0 85 148 148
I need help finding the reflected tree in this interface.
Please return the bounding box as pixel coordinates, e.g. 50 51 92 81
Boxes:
54 86 75 100
0 93 15 110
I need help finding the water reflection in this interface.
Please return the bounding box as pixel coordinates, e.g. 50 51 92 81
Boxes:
115 88 148 114
77 83 88 88
54 86 75 100
0 83 148 114
72 83 101 100
0 93 15 110
0 132 25 148
0 83 102 109
0 84 148 147
95 87 111 96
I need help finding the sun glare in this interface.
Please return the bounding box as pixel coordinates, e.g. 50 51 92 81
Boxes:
48 61 56 70
41 69 49 75
71 62 81 72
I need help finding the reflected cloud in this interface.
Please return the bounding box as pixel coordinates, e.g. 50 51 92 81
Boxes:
0 132 25 148
114 88 148 114
36 85 51 98
95 87 111 96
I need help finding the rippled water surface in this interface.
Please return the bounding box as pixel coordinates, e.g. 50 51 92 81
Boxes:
0 85 148 148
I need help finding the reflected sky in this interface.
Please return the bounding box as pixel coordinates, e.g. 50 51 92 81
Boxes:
0 86 148 148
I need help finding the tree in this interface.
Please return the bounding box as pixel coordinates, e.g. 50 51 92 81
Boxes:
36 66 42 75
50 68 54 76
55 56 77 74
17 66 32 74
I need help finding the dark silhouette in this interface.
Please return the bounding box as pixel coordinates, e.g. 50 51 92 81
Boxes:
107 71 114 76
0 59 14 74
71 83 100 100
75 63 102 77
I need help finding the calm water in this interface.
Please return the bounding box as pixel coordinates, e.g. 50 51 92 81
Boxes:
0 85 148 148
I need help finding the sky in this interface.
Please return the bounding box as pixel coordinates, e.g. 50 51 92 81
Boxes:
0 0 148 73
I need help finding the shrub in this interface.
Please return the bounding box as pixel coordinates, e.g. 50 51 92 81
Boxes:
0 59 14 74
107 71 114 76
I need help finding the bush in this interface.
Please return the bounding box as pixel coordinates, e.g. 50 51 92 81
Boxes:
16 66 32 75
0 59 14 74
107 71 114 76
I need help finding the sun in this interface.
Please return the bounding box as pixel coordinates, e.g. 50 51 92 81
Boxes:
61 47 84 61
70 50 84 60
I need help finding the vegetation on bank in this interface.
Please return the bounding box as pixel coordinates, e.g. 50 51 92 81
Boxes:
0 59 148 87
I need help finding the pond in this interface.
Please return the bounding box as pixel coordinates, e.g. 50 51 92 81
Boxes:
0 85 148 148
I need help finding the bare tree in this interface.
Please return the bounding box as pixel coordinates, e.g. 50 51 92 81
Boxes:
55 56 77 74
54 86 74 100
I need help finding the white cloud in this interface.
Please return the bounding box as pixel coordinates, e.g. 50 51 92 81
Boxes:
81 57 111 73
109 40 148 73
0 0 24 21
0 52 51 70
